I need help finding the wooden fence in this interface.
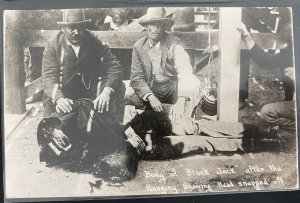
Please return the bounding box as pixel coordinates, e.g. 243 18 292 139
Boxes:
5 29 283 114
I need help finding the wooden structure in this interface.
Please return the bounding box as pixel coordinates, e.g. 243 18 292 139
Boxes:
4 9 285 120
218 8 242 122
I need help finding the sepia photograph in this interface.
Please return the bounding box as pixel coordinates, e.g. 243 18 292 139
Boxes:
3 5 298 201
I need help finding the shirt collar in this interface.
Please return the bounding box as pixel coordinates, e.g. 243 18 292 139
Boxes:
149 40 160 49
65 37 80 57
65 37 80 49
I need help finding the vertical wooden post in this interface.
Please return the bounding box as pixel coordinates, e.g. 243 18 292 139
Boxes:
4 11 26 114
217 8 242 122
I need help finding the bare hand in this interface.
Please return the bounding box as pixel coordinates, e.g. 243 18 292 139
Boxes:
148 95 163 112
237 23 249 38
56 98 73 113
93 93 110 113
169 97 185 123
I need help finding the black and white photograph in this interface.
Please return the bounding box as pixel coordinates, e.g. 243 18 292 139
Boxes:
3 5 298 201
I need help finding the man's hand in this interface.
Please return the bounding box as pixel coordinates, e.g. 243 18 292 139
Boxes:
237 23 249 38
169 97 185 123
55 98 73 113
284 67 295 81
93 91 111 113
237 22 255 50
148 95 163 112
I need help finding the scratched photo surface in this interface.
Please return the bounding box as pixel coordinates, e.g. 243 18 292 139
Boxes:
3 7 298 200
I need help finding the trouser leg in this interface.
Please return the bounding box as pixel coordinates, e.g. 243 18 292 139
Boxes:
240 51 250 101
43 99 55 118
98 81 125 122
260 101 296 132
282 74 294 101
125 80 178 110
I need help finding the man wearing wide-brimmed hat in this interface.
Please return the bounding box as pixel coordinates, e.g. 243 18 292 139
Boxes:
127 7 201 122
42 9 124 118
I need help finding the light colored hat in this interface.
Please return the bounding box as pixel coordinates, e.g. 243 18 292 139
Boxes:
139 7 174 27
172 8 195 31
57 9 92 26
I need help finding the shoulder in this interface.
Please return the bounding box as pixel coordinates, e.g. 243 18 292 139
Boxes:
44 31 64 54
133 36 148 50
84 30 108 47
46 31 64 48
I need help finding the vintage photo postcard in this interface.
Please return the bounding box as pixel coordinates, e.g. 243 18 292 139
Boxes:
3 6 298 201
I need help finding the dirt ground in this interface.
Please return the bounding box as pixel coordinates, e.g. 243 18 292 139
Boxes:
4 61 298 200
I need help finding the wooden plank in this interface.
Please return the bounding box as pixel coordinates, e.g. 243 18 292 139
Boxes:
4 11 26 114
217 8 242 122
194 20 217 25
21 29 285 50
194 10 218 15
21 30 219 49
25 77 43 98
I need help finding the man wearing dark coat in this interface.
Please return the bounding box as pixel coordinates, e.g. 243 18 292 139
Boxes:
42 9 125 118
237 8 295 132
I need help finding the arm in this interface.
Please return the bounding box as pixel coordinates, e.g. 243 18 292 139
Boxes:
130 45 163 112
42 43 64 103
130 45 153 98
99 41 123 91
93 39 123 113
238 23 291 69
42 43 73 113
248 44 291 69
169 44 201 121
172 44 200 98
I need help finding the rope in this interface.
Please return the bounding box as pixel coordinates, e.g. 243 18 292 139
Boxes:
207 7 213 89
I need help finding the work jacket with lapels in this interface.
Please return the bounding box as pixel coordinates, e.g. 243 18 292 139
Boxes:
42 30 123 106
130 32 197 99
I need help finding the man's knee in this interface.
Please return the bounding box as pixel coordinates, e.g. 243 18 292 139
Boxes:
126 93 146 109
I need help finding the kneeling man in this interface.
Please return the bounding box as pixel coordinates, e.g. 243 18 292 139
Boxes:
127 7 201 122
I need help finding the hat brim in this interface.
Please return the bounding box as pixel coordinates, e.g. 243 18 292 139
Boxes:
57 19 92 26
139 18 174 27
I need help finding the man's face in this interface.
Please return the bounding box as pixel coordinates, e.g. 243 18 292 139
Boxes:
111 9 128 26
146 23 165 43
63 25 85 45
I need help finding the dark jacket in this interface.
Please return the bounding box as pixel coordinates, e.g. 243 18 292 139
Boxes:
42 30 123 106
249 42 293 70
130 33 181 98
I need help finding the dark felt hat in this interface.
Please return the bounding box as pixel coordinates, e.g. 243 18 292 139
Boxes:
57 9 92 26
139 7 174 27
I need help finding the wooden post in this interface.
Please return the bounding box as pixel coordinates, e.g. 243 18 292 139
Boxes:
217 8 242 122
4 11 26 114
